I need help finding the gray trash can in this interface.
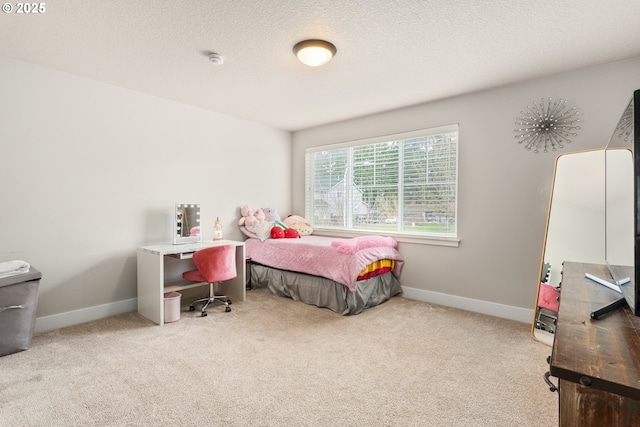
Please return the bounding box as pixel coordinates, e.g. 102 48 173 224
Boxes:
0 267 41 357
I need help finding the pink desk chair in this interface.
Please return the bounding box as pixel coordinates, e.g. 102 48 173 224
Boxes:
182 245 237 317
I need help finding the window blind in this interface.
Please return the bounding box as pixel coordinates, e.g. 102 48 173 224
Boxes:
305 125 458 238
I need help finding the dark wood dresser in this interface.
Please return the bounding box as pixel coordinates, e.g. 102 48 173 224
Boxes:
549 262 640 426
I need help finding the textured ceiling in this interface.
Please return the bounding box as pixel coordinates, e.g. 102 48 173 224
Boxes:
2 0 640 131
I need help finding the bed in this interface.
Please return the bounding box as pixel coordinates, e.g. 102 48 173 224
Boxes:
245 235 404 315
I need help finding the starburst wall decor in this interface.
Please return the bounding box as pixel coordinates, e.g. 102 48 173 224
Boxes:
514 98 581 153
614 99 634 143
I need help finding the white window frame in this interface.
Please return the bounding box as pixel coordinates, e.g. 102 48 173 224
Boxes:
305 124 459 247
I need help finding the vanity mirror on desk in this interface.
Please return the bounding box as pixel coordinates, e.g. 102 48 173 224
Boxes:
174 203 202 244
137 240 246 325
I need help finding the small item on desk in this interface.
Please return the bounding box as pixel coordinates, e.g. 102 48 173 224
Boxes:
585 273 622 293
214 217 223 240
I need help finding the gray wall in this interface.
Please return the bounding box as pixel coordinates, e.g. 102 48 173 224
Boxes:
292 57 640 318
3 54 640 331
0 57 291 329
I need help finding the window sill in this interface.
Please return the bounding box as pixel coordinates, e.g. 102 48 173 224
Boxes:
311 229 460 247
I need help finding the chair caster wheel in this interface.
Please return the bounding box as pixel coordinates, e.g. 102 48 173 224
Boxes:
227 300 232 305
225 306 231 313
189 306 195 312
201 311 208 317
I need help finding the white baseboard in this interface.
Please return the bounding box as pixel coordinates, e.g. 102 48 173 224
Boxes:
401 286 534 324
33 289 533 334
34 298 138 334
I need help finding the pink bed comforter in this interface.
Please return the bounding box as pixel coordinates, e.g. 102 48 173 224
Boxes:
245 235 404 292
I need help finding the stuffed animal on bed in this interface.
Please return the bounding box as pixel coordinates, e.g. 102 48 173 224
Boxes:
283 228 300 238
270 225 285 239
238 205 258 227
262 207 280 222
238 205 266 227
283 214 313 235
270 221 300 239
253 208 266 224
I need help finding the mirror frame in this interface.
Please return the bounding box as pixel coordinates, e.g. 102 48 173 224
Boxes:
532 148 607 345
173 203 202 245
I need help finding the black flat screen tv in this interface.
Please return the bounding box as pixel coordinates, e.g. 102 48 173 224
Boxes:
597 89 640 318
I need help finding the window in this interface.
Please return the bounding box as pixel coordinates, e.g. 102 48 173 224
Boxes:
305 125 458 240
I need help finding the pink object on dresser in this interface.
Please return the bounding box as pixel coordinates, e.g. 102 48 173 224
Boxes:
538 283 560 312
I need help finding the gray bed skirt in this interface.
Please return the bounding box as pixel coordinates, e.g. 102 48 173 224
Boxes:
249 263 403 315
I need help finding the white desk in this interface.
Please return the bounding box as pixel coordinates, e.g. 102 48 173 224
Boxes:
137 240 246 325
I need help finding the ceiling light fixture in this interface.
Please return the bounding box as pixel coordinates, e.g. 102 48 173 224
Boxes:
293 39 337 67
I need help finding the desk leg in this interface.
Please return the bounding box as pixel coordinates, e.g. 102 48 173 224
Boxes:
137 249 163 325
218 245 246 302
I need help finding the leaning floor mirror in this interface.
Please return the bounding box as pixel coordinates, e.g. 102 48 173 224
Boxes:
532 149 607 345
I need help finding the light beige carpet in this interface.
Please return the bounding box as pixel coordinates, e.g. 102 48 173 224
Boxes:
1 290 557 426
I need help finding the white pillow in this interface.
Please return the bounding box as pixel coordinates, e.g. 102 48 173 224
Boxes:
245 222 273 241
239 226 258 239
